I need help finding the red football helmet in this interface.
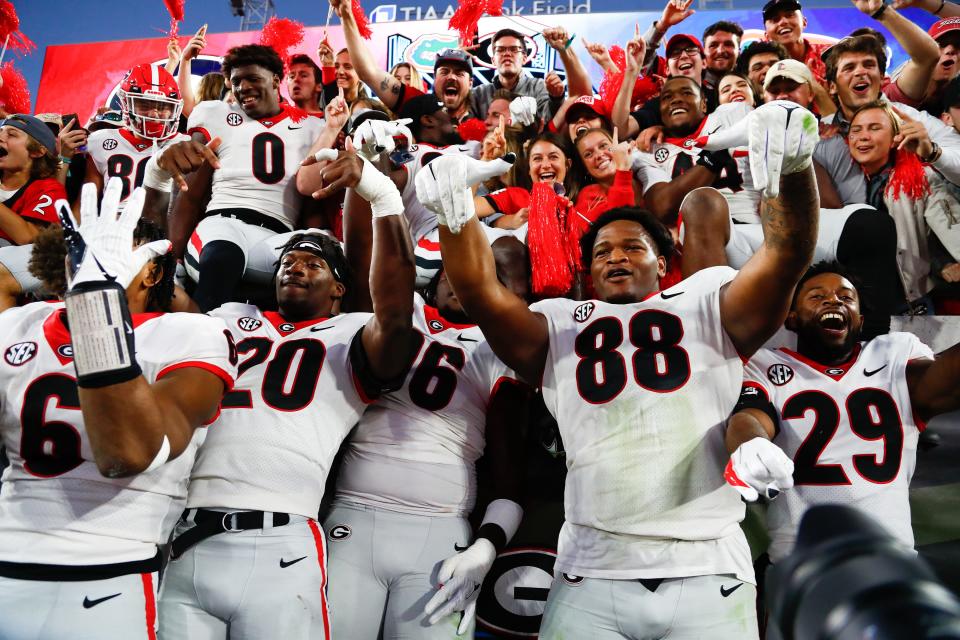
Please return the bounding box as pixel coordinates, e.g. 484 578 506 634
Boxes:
118 64 183 141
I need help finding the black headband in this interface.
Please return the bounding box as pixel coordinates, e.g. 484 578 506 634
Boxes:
281 239 344 282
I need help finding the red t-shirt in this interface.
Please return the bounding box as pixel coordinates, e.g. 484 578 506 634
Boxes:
572 170 636 234
1 177 66 244
484 186 530 215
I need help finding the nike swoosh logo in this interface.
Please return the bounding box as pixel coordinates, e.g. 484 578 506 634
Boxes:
720 583 744 597
83 593 121 608
660 291 684 299
863 365 887 377
310 326 333 332
92 255 117 282
454 543 469 552
456 334 478 343
287 125 302 130
279 556 307 568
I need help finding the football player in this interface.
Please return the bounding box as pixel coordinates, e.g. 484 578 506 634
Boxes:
157 44 333 312
0 115 68 311
157 145 417 640
416 101 818 639
83 63 188 220
323 216 532 637
728 261 960 564
0 178 237 640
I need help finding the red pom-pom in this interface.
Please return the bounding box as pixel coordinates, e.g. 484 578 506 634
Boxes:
0 1 35 57
0 62 30 114
259 17 306 71
528 182 575 297
285 103 310 124
163 0 185 37
888 148 930 202
597 44 663 115
456 118 487 142
449 0 504 47
352 0 374 40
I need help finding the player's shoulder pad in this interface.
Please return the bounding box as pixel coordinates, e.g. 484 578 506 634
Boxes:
86 128 116 146
877 331 935 361
684 264 738 292
714 101 753 122
209 302 260 321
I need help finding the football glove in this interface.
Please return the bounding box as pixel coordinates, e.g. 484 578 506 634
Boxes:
695 100 818 199
414 154 515 233
351 117 414 162
508 96 538 127
724 437 795 502
424 538 496 635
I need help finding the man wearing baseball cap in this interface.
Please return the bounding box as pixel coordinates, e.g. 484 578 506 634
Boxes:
0 114 68 310
763 58 836 115
331 0 478 122
919 18 960 115
398 93 463 147
762 0 831 82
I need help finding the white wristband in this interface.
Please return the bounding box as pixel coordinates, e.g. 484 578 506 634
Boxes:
142 153 174 193
356 159 403 218
143 435 171 473
480 499 524 544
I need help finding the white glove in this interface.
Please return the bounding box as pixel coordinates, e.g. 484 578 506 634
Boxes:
725 437 795 502
508 96 538 127
57 178 171 290
424 538 496 635
313 144 403 217
695 100 818 199
351 117 414 162
414 154 515 234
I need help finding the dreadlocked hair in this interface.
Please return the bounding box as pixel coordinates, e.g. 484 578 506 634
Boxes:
274 231 353 294
222 44 284 81
134 219 176 312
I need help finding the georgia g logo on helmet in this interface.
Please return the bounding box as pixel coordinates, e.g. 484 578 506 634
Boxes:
117 63 184 142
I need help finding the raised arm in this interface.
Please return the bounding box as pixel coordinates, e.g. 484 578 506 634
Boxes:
908 344 960 421
331 0 404 110
311 143 418 381
892 0 960 16
543 27 593 97
610 27 647 140
57 181 231 478
418 155 550 385
178 26 208 118
718 102 820 357
297 91 349 196
854 0 939 102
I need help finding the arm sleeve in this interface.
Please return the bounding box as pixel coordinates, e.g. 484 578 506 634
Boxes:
630 98 662 132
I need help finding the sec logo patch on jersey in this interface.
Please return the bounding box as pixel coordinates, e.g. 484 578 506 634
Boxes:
574 302 595 323
767 363 794 386
226 112 243 126
102 138 118 150
654 148 669 163
5 342 37 366
237 317 263 332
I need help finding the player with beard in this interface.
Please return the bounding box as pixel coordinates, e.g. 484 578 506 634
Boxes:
323 219 533 638
330 0 477 125
158 146 417 640
0 179 237 639
417 100 818 639
156 44 337 312
728 261 960 569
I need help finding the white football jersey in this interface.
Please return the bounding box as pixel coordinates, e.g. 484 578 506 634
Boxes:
187 100 325 228
187 304 373 519
0 303 237 565
86 128 189 209
743 333 934 562
635 103 761 224
336 295 517 516
530 266 753 581
399 140 481 243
